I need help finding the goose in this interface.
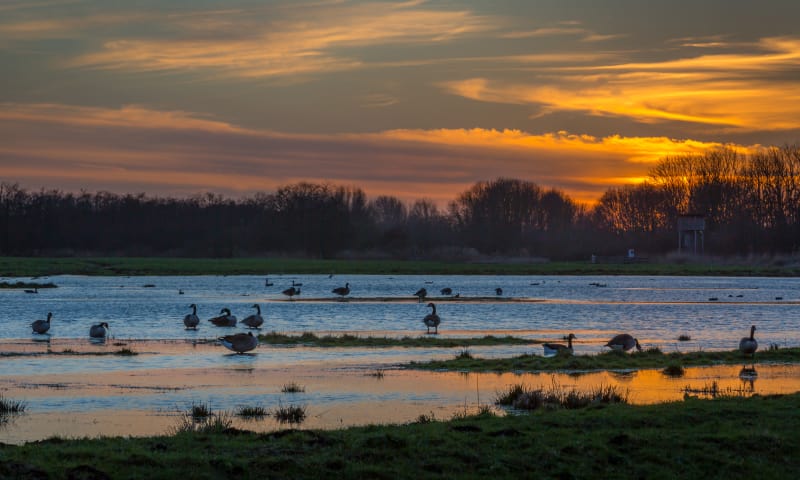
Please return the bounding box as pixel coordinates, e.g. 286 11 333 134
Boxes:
423 302 441 334
208 308 237 327
89 322 109 338
32 312 53 334
292 280 303 287
440 287 452 296
605 333 642 352
282 286 300 300
242 304 264 329
495 288 503 296
183 304 200 330
414 288 427 303
543 333 576 356
218 332 258 354
739 325 758 358
332 283 350 298
264 278 274 287
24 287 38 294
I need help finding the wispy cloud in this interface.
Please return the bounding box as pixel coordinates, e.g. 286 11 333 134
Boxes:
0 103 751 204
442 36 800 132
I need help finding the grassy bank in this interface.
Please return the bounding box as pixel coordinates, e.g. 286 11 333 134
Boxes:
2 394 799 478
257 332 538 348
2 256 800 277
408 347 800 372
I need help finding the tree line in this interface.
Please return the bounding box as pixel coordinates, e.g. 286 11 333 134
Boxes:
1 146 798 258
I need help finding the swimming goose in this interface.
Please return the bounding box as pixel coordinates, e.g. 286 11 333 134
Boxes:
605 333 642 352
265 278 274 287
440 287 452 296
32 312 53 334
282 286 300 300
495 288 503 296
218 331 259 354
423 302 441 334
209 308 237 327
24 287 38 294
332 283 350 298
414 288 427 303
89 322 109 338
543 333 576 356
242 304 264 329
739 325 758 358
183 304 200 330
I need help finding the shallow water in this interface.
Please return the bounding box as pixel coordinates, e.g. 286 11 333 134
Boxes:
1 274 799 443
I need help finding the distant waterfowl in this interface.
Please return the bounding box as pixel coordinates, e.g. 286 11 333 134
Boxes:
24 287 38 294
292 280 303 287
209 308 237 327
775 296 783 300
423 302 441 334
218 332 258 354
543 333 576 356
495 288 503 296
183 304 200 330
708 297 719 301
242 304 264 329
440 287 452 296
89 322 109 339
264 278 274 287
31 312 52 334
739 325 758 358
414 288 427 303
332 282 350 298
605 333 642 352
282 286 301 300
178 289 184 295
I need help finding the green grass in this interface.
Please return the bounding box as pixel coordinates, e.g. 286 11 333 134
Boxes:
281 382 306 393
258 331 538 348
235 405 268 418
495 382 628 410
0 395 26 415
408 346 800 373
2 394 800 478
2 256 800 276
272 404 307 424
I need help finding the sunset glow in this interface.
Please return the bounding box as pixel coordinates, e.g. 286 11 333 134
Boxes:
1 0 798 204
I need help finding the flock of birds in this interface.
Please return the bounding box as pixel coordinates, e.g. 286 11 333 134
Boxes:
27 278 763 359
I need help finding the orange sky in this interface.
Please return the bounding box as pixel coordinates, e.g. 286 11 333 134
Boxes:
1 1 799 205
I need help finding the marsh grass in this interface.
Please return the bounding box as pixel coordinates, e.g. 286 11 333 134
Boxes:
367 369 385 379
235 405 268 418
189 402 210 419
0 281 57 289
455 348 473 360
281 382 306 393
114 348 137 356
258 331 535 348
172 411 234 434
495 380 628 410
0 394 26 414
273 404 306 424
662 364 686 377
410 346 800 373
683 381 750 399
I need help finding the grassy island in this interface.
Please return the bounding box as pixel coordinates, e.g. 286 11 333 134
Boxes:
257 332 538 348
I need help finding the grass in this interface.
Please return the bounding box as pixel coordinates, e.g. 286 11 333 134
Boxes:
3 394 800 478
495 381 628 410
0 281 57 289
188 403 210 419
0 395 26 415
408 346 800 373
3 256 800 277
258 331 537 348
281 382 306 393
662 363 686 377
235 405 268 418
273 404 307 424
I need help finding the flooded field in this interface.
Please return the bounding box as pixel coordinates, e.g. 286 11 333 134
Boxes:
1 274 799 443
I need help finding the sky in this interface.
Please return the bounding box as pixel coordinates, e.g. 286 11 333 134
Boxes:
2 0 799 205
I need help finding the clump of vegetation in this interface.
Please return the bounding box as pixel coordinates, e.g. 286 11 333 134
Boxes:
662 364 685 377
258 331 535 348
455 349 473 360
172 411 233 434
235 405 268 418
769 343 780 351
367 369 385 379
414 412 436 424
114 348 137 356
678 334 692 341
281 382 306 393
273 404 306 424
683 381 750 399
0 394 27 415
189 402 210 419
495 381 628 410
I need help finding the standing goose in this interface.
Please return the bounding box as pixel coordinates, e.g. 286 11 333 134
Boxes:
282 286 300 300
264 277 274 287
209 308 237 327
242 304 264 329
218 332 259 354
543 333 576 356
414 288 427 303
423 302 441 334
332 282 350 298
89 322 109 339
183 304 200 330
739 325 758 358
440 287 452 296
605 333 642 352
32 312 53 334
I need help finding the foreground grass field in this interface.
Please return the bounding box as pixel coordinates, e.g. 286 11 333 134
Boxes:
408 347 800 372
1 394 798 479
2 256 799 277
